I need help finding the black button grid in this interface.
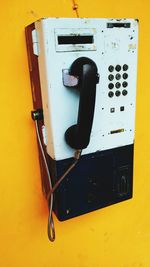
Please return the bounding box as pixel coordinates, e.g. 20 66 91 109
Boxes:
108 64 129 97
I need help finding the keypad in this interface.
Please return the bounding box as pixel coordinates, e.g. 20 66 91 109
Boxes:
108 64 129 97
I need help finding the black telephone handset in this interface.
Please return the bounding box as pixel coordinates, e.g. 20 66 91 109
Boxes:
65 57 99 149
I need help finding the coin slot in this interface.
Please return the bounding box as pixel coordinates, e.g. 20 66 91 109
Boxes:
110 129 124 134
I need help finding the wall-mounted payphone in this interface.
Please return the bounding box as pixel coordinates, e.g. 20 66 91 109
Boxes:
25 18 138 241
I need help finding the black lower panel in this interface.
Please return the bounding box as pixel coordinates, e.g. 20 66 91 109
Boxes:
48 145 133 221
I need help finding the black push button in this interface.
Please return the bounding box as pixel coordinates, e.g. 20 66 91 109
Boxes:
108 91 114 98
115 90 121 97
122 90 128 96
116 73 121 80
108 83 114 89
115 82 121 88
123 73 128 79
108 65 114 72
123 64 128 71
122 81 128 88
108 74 114 81
120 106 125 111
110 107 115 113
115 65 121 72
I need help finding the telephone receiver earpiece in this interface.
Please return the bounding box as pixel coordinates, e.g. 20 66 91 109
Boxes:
65 57 99 150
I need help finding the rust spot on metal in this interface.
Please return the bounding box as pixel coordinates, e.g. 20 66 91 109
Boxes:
72 0 79 17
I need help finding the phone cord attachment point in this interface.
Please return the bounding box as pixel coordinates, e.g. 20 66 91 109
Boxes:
31 109 43 121
74 149 82 160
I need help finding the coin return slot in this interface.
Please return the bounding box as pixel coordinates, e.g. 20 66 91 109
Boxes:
110 129 124 134
58 35 94 44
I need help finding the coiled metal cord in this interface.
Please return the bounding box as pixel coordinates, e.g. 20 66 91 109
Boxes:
35 121 82 242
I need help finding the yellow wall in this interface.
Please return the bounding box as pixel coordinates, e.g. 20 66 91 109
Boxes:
0 0 150 266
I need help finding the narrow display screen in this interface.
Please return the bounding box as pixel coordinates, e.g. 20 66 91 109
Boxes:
58 35 94 45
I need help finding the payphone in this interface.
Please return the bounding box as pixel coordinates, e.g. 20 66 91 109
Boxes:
25 18 138 241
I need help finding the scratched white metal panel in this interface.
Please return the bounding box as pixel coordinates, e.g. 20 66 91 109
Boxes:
35 18 138 160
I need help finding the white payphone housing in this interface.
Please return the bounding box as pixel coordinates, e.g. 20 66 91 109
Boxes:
26 18 138 241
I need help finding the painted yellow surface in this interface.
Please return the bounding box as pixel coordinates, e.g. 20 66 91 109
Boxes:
0 0 150 266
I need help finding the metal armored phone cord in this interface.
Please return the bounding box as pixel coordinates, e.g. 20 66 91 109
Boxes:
35 120 82 242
